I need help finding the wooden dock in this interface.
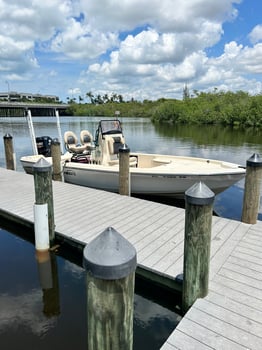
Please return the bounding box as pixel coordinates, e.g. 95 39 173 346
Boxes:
0 167 261 349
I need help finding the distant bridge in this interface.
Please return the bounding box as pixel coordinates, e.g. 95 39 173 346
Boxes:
0 102 69 117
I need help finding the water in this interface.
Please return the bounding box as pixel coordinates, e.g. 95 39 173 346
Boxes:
0 226 181 350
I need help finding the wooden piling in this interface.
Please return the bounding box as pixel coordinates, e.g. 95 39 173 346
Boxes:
119 144 130 196
83 227 137 350
3 133 15 170
33 158 55 246
51 138 62 181
242 153 262 224
182 182 215 314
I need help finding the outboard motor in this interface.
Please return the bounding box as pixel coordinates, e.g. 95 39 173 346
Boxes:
36 136 52 156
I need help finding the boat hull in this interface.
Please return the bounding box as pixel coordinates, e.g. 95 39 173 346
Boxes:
63 163 245 198
20 153 246 199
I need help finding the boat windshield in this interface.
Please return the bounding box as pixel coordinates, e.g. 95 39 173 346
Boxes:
100 120 122 135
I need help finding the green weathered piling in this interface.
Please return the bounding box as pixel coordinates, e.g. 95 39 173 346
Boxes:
242 153 262 224
119 144 130 196
83 227 137 350
3 133 15 170
33 158 55 246
182 182 215 314
51 138 62 181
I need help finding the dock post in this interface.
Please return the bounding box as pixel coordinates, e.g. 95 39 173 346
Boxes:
182 182 215 314
33 158 55 247
83 227 137 350
51 138 62 181
3 133 15 170
241 153 262 224
119 144 130 196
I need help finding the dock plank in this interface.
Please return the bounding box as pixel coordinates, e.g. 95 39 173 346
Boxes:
209 280 262 311
186 301 262 349
227 255 262 273
194 298 262 338
205 291 262 324
167 316 246 350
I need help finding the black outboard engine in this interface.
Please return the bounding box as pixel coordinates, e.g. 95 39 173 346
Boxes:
36 136 52 156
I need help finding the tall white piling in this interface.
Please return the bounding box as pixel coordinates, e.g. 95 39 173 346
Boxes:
34 203 49 251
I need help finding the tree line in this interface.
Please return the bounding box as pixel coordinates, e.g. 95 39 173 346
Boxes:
66 89 262 128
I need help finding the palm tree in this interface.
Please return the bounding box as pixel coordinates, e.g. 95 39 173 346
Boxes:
86 91 94 104
118 94 124 103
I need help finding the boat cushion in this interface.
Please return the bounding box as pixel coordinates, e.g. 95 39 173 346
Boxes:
67 136 75 145
108 136 125 154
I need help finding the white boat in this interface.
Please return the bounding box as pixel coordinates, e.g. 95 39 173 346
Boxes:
20 119 246 198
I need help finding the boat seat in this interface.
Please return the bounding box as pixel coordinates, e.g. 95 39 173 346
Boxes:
64 131 87 154
80 130 94 150
107 135 125 155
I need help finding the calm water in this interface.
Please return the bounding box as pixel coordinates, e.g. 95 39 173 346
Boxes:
0 115 261 348
0 115 261 220
0 226 181 350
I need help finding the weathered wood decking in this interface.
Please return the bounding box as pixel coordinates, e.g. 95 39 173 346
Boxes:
161 220 262 350
0 167 261 349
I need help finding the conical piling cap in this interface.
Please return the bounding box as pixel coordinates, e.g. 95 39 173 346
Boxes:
83 227 137 280
185 181 215 205
3 133 12 139
119 143 130 153
33 157 52 172
247 153 262 168
51 138 60 145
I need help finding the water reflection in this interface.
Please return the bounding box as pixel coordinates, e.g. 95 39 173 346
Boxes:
153 123 262 147
134 294 181 349
0 289 57 338
0 227 180 350
35 250 60 317
0 229 58 344
1 115 262 169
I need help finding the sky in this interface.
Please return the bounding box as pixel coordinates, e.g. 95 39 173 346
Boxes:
0 0 261 102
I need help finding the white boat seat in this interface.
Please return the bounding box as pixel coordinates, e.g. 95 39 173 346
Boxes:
64 131 87 154
80 130 93 150
107 135 125 155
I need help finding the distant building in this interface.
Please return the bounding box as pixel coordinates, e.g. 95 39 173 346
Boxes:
0 91 59 102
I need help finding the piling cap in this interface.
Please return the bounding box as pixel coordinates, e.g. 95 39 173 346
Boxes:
83 227 137 280
33 157 52 172
185 181 215 205
51 138 60 145
246 153 262 168
119 143 130 153
3 133 12 139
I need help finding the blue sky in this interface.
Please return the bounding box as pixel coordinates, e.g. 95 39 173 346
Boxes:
0 0 261 102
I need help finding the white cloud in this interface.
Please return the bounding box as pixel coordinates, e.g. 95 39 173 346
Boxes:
51 18 118 60
248 24 262 44
0 0 70 79
0 0 261 101
209 41 262 75
68 87 81 96
80 0 240 32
